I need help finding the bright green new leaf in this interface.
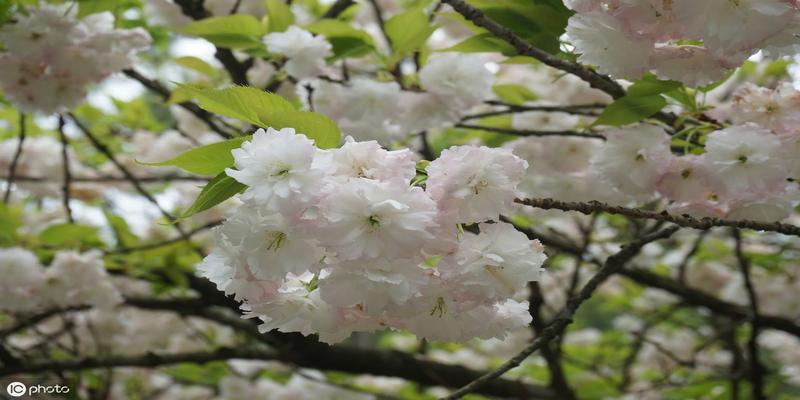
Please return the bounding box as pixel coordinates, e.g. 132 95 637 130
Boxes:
266 0 294 33
626 75 682 97
176 15 265 49
140 136 250 176
176 85 341 149
385 9 437 61
173 56 218 77
440 33 517 56
181 173 246 219
103 210 139 248
493 84 538 105
593 96 667 127
176 84 295 126
39 223 105 249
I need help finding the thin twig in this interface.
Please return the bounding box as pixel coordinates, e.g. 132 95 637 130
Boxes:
455 123 606 139
57 115 74 223
3 112 26 203
733 230 767 400
516 198 800 237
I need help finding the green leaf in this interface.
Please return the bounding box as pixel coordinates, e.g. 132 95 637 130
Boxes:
176 84 294 126
493 84 537 105
305 20 375 60
140 136 250 176
39 223 104 249
177 85 342 149
103 210 139 248
626 75 682 97
0 203 20 246
176 15 265 49
262 111 341 149
266 0 295 33
173 56 218 77
593 96 667 127
385 8 437 61
182 173 246 218
77 0 120 18
593 75 679 126
439 32 516 55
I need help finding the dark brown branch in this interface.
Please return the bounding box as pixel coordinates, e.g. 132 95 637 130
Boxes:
463 102 605 120
456 123 605 140
105 219 222 255
618 268 800 337
3 112 26 203
440 0 625 99
441 226 679 399
516 198 800 237
0 347 278 376
733 230 767 400
57 116 74 223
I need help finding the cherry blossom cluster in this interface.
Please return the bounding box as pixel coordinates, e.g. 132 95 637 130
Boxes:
598 87 800 221
199 127 544 343
0 247 122 312
565 0 800 86
0 3 151 114
299 52 495 144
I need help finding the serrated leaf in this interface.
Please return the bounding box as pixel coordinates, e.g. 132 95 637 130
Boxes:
182 173 246 218
176 84 295 126
266 0 294 33
140 136 250 176
176 15 265 49
493 84 537 105
177 85 341 149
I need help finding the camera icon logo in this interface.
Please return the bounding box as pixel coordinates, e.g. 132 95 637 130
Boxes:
6 382 26 397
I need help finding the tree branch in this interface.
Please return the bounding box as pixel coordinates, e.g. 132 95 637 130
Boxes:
516 198 800 237
3 112 26 203
456 123 606 140
441 226 679 399
57 115 74 223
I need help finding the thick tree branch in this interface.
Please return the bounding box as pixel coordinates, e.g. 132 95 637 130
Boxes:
322 0 356 19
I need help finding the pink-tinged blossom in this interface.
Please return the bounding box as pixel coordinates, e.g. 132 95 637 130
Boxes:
591 124 672 200
650 45 743 87
419 53 494 109
426 145 528 224
672 0 796 56
45 250 122 309
263 26 332 79
226 128 326 205
319 259 429 316
217 207 324 281
317 179 438 260
0 4 151 114
656 155 723 204
322 136 416 183
441 222 546 302
0 247 46 312
566 12 653 79
724 83 800 136
702 124 787 196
